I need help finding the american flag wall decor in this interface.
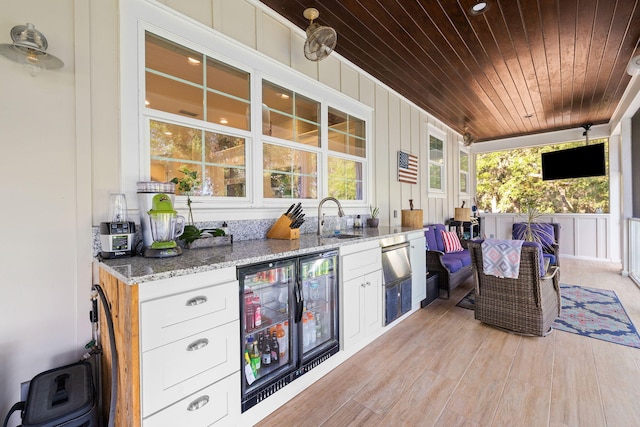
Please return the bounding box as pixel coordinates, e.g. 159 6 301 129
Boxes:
398 151 418 184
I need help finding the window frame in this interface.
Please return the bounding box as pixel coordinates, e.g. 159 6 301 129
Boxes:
144 113 252 202
121 15 373 219
427 125 446 196
459 144 470 195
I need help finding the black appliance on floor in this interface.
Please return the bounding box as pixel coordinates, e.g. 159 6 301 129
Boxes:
3 284 117 427
3 361 98 427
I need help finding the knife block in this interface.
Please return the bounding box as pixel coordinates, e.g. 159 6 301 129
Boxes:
267 215 300 240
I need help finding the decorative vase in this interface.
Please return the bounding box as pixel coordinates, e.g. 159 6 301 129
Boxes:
366 218 379 228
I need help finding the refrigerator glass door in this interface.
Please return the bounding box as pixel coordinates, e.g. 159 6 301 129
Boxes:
240 260 296 394
300 252 339 356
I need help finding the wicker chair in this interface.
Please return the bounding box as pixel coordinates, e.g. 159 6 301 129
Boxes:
467 240 561 336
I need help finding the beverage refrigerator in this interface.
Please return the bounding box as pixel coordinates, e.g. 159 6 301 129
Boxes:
238 250 340 412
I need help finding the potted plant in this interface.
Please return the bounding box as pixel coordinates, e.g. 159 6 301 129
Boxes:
366 205 379 228
514 205 555 248
171 166 228 247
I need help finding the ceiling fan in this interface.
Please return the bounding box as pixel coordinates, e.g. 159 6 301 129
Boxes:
463 127 476 146
303 8 337 62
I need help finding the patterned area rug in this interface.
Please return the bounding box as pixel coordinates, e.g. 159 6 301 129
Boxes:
456 284 640 348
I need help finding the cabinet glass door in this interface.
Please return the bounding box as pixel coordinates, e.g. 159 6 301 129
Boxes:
300 252 338 356
240 260 294 391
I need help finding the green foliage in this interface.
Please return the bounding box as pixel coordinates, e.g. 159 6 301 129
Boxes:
180 225 225 245
328 157 361 200
512 206 556 245
370 205 380 218
169 167 227 245
476 139 609 214
170 165 201 196
180 225 204 244
171 166 201 229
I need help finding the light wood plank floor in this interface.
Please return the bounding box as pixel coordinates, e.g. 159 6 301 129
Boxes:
257 259 640 427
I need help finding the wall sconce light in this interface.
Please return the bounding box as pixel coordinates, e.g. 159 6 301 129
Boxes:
0 23 64 76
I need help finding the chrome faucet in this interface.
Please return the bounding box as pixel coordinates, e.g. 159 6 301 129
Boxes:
317 197 345 235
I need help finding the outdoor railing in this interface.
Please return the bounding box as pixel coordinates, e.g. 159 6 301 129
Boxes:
630 218 640 286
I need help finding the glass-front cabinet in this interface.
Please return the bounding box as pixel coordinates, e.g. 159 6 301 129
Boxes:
238 251 339 412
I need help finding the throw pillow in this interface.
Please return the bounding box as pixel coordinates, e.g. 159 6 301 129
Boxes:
441 230 463 253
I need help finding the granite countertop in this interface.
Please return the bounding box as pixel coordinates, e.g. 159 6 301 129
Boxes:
98 226 423 285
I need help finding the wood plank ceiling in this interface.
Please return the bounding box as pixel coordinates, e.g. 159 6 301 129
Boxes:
259 0 640 143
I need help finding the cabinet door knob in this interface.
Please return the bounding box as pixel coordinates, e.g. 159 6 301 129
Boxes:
187 395 210 411
361 282 366 288
186 338 209 351
186 296 208 306
366 281 371 287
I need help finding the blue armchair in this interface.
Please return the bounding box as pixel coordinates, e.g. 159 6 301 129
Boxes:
425 224 473 299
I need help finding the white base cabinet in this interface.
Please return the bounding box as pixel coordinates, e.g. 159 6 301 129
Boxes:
143 373 240 427
339 240 383 351
408 231 427 310
138 268 240 424
98 265 241 427
141 321 239 416
100 232 425 426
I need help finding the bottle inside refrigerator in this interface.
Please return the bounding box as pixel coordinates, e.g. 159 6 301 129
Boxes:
238 250 339 412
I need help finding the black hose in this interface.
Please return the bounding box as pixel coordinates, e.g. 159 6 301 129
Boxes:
92 284 117 427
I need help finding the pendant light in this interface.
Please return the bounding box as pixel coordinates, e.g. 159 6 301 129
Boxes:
0 23 64 76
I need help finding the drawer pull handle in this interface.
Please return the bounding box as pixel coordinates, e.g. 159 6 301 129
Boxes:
187 338 209 352
186 296 208 306
187 395 210 411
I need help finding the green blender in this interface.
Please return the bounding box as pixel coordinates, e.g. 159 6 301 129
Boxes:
143 193 185 258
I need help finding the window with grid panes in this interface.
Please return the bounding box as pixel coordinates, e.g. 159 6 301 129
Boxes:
459 148 469 194
261 80 321 199
327 107 365 200
145 32 249 197
428 130 445 192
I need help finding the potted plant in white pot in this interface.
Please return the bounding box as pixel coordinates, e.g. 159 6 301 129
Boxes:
366 205 379 228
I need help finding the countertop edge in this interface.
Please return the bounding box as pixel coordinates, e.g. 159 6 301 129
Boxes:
97 227 422 285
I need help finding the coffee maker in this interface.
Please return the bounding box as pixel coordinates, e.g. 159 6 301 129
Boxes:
141 191 185 258
100 193 135 258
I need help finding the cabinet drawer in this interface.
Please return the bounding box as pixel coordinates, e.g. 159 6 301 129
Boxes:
143 373 240 427
141 320 240 417
141 279 238 352
341 248 381 282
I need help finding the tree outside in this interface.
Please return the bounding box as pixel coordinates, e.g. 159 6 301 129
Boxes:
476 139 609 214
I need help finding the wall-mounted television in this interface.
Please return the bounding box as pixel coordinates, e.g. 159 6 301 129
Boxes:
541 143 606 180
